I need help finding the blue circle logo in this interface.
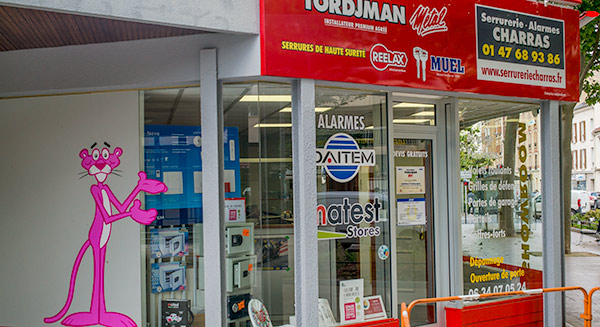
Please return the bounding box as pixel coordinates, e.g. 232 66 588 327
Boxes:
324 133 361 183
317 133 375 183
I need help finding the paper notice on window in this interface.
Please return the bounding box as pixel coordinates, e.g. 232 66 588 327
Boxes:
224 198 246 223
396 166 425 194
318 298 337 326
397 198 426 226
339 279 364 324
363 295 387 321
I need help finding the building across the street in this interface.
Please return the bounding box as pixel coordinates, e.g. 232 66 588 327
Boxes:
572 101 598 191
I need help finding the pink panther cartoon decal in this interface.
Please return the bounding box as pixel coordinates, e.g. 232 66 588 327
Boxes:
44 142 167 327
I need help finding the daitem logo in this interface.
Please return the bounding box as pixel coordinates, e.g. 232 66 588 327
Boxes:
370 43 408 71
316 133 375 183
409 5 448 37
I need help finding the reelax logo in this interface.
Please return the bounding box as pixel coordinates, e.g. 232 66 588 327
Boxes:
318 197 382 238
316 133 375 183
370 44 408 71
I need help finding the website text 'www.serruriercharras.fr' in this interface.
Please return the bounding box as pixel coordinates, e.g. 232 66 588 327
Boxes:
480 66 562 84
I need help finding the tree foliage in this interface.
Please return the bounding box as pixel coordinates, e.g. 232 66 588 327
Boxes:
579 0 600 104
459 126 493 170
562 0 600 254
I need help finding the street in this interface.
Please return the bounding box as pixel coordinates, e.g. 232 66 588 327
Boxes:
566 231 600 327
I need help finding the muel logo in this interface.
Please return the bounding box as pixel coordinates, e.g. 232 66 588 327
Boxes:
409 5 448 37
316 133 375 183
370 43 408 71
430 55 465 74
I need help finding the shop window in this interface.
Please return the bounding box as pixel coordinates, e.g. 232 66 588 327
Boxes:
459 99 543 298
315 87 392 325
141 87 205 326
223 82 294 326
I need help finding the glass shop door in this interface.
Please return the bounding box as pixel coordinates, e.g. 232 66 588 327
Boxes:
393 137 436 326
389 96 453 326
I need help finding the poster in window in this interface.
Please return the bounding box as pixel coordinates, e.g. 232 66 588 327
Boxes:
363 295 387 321
339 279 364 324
397 198 427 226
254 236 290 271
396 166 425 194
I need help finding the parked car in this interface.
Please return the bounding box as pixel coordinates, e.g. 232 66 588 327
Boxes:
533 191 592 218
572 190 591 215
533 194 542 219
591 192 600 209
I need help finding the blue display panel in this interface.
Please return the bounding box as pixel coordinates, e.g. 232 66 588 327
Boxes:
144 125 241 225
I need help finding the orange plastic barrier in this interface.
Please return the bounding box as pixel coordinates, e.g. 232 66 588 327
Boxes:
400 286 590 327
587 287 600 323
343 318 399 327
446 294 543 326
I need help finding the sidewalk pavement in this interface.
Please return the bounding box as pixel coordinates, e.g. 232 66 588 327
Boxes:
566 230 600 327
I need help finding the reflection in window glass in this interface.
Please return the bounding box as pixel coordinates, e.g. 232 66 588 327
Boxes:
223 82 294 326
459 99 542 298
315 87 392 324
393 102 436 126
142 87 205 326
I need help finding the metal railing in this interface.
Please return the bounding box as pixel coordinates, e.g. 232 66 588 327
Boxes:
400 286 592 327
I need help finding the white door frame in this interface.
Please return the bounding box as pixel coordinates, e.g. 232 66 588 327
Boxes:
387 94 452 326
